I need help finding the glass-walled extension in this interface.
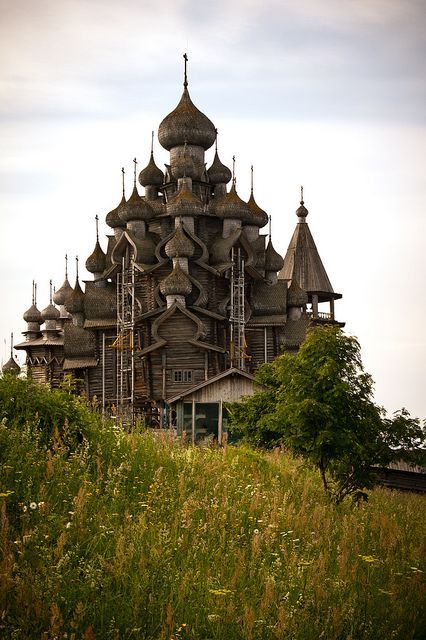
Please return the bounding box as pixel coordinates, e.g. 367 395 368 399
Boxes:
177 400 228 444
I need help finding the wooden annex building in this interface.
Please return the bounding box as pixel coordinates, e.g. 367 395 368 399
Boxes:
11 59 343 442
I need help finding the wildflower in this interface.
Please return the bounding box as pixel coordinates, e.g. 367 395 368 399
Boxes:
358 554 379 564
38 501 45 507
253 529 259 535
22 505 28 512
29 502 37 510
208 588 233 596
208 614 221 622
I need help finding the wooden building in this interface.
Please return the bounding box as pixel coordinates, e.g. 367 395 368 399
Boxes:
14 60 343 441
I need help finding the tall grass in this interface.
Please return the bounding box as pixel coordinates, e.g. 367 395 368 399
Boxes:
0 376 425 639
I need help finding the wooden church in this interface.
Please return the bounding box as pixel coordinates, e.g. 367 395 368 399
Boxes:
11 58 343 441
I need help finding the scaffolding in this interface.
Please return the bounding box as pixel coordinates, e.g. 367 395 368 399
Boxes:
230 247 247 370
115 256 135 426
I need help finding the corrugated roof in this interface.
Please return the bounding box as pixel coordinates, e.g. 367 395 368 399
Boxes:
279 222 336 295
63 357 98 370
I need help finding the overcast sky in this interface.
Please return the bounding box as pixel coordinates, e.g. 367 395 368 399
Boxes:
1 0 425 419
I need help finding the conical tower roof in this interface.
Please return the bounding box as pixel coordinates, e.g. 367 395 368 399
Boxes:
2 356 20 375
279 196 337 298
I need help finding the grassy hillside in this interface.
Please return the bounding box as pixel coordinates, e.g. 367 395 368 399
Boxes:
0 376 425 639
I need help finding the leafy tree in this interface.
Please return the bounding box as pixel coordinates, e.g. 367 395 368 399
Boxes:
228 326 425 502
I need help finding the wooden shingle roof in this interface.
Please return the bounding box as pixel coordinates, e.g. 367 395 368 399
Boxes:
279 221 340 299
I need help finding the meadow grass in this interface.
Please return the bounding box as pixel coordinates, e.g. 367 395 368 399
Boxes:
0 376 425 639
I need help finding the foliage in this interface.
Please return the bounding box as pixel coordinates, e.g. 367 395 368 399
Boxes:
0 376 425 639
228 326 425 503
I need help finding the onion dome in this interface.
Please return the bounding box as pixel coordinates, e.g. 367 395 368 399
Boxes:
106 194 126 229
86 240 106 274
215 183 252 222
41 302 60 322
119 185 154 222
139 152 164 187
160 261 192 297
296 188 309 219
23 303 42 323
207 151 232 185
53 278 72 306
265 238 284 272
2 357 20 375
167 180 203 217
247 192 269 227
165 224 194 259
287 279 308 307
158 86 216 151
65 279 85 314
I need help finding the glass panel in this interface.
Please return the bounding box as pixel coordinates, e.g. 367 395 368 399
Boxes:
195 402 219 443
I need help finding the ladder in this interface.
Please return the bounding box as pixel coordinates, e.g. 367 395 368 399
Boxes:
116 256 135 426
230 247 247 370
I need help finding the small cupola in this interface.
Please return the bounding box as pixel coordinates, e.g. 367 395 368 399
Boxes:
86 216 107 278
2 333 20 376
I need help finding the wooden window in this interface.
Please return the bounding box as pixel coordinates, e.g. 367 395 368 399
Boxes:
173 369 193 383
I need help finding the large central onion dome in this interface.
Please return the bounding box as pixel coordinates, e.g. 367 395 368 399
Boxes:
158 87 216 151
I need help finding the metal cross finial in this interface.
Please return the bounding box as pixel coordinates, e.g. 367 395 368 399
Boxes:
10 332 13 357
269 215 272 240
34 282 37 306
65 254 68 279
183 52 188 88
76 256 79 280
151 130 154 155
49 279 53 304
121 167 125 197
32 280 35 305
251 165 254 195
232 155 236 185
215 128 218 152
133 158 137 187
300 185 304 204
95 214 99 241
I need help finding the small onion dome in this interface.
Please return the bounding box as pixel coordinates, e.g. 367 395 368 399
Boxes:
119 185 154 222
86 240 106 274
23 303 42 323
41 302 60 322
207 151 232 185
215 183 252 222
65 280 85 314
53 278 73 306
106 194 126 229
2 357 20 375
287 279 308 307
265 239 284 272
167 180 203 217
296 199 309 219
165 225 194 259
159 262 192 297
139 152 164 187
158 87 216 151
247 192 269 228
